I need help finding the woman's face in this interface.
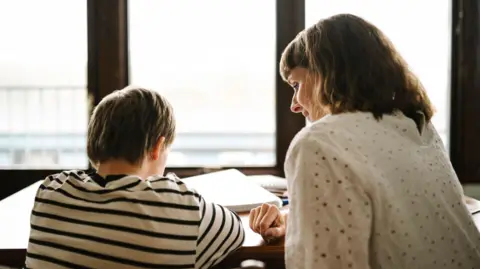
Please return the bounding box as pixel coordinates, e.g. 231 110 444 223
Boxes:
287 67 327 122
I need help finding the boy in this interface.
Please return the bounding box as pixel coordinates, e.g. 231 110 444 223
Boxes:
25 86 245 269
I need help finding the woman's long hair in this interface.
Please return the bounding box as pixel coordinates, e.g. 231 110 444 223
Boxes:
280 14 434 128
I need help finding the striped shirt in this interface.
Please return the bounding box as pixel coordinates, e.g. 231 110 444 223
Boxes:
25 170 245 269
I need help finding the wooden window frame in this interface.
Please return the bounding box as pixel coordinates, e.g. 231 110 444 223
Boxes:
450 0 480 185
0 0 129 198
2 0 479 199
0 0 306 199
161 0 306 177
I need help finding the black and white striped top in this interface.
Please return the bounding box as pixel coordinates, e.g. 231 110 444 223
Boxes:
25 170 245 269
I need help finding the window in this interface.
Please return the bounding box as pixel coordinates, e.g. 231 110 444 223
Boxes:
305 0 451 148
4 0 477 198
0 0 305 199
128 0 277 167
0 0 88 169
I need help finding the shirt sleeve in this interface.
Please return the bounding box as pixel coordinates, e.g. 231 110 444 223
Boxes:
195 195 245 269
285 134 372 269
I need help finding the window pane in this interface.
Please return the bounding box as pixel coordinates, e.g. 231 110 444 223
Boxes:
306 0 451 148
129 0 276 167
0 0 88 169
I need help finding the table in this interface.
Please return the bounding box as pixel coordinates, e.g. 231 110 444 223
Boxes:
2 181 480 269
0 181 284 269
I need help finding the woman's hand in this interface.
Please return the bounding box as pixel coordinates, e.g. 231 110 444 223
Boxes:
249 203 287 241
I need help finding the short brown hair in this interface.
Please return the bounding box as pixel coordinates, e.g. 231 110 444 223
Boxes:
87 86 176 166
280 13 434 127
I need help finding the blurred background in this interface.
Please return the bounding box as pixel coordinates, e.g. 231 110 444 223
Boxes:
2 0 480 200
0 0 450 170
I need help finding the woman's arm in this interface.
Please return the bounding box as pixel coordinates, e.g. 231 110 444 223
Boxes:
284 133 373 269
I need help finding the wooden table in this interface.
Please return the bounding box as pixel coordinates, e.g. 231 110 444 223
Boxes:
2 181 480 269
0 181 284 269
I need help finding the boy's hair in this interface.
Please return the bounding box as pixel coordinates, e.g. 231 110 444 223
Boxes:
279 13 434 128
87 86 176 166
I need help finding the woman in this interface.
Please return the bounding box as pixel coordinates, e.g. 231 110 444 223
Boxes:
249 14 480 269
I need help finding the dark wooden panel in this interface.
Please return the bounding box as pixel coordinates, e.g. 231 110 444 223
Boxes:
87 0 129 106
450 0 480 184
275 0 306 176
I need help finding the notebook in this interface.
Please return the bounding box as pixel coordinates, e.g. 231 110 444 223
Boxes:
181 169 283 213
465 196 480 215
247 174 288 191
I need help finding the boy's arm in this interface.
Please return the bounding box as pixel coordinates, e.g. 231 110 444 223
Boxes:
195 195 245 269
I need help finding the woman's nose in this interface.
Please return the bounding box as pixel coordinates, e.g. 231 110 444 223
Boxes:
290 102 302 113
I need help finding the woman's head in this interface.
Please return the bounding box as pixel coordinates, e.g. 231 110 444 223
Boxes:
280 13 434 126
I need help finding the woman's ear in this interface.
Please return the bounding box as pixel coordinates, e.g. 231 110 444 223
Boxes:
150 137 166 160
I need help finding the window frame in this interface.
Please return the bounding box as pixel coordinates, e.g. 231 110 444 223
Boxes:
124 0 306 178
2 0 479 200
0 0 130 198
449 0 480 185
0 0 306 199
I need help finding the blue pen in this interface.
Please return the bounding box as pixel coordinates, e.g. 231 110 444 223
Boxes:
282 198 289 206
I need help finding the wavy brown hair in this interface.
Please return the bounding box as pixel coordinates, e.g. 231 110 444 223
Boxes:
280 13 434 128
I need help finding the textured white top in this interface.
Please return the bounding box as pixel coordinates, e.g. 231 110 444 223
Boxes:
284 111 480 269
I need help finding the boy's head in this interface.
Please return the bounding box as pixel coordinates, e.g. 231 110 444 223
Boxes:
87 86 175 176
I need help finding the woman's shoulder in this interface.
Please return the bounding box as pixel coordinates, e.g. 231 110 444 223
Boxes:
286 111 413 161
286 118 340 160
290 112 365 146
287 123 322 154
